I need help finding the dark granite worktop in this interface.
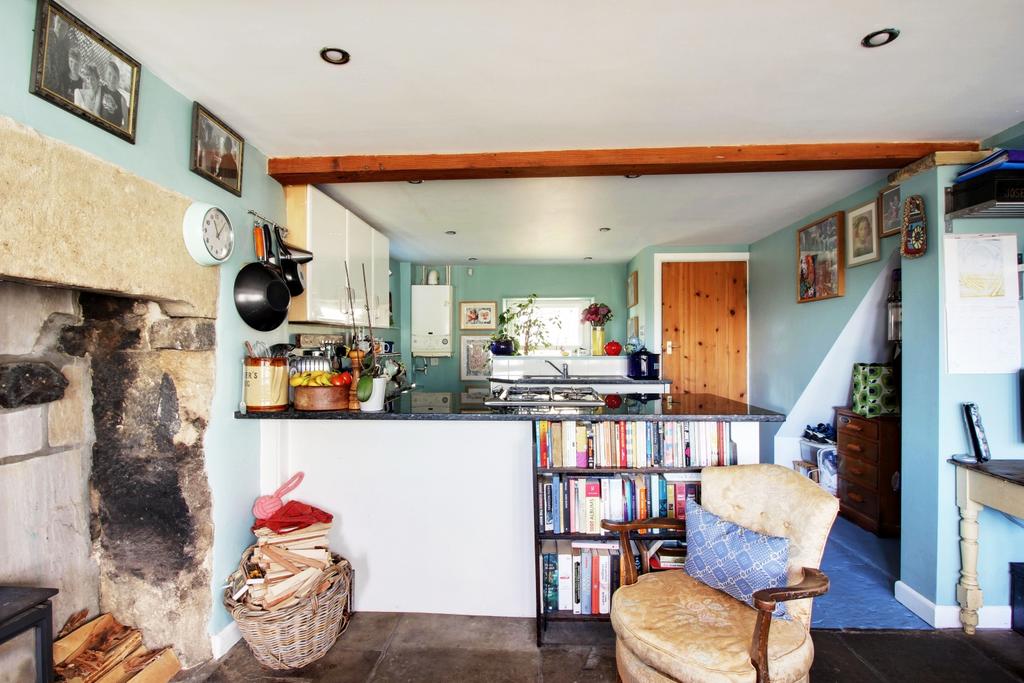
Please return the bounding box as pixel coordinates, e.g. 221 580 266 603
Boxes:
235 393 784 422
488 375 669 386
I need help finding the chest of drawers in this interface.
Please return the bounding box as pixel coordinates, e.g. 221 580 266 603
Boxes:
835 407 901 536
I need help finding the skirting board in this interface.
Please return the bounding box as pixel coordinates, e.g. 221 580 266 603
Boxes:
894 581 1012 629
210 621 241 660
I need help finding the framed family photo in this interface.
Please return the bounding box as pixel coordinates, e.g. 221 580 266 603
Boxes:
460 335 493 381
878 186 902 237
30 0 141 143
459 301 497 330
190 103 245 196
796 212 845 303
847 201 880 267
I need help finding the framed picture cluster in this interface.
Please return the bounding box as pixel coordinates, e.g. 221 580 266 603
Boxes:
459 301 497 330
29 1 245 195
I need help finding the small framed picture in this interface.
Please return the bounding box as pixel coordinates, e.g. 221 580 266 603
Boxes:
627 315 639 339
796 212 845 303
190 103 245 196
459 301 497 330
846 202 880 267
627 271 639 308
30 0 141 143
460 335 493 381
878 186 902 237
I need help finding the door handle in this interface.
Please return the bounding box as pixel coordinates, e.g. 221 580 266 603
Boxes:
665 341 673 355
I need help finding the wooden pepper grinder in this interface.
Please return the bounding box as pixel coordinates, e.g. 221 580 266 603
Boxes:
348 349 364 410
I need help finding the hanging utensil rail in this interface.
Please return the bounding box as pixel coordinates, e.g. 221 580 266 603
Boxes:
247 209 288 238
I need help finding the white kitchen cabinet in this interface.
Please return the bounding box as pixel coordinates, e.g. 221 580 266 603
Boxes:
345 210 373 327
284 185 389 326
371 229 390 328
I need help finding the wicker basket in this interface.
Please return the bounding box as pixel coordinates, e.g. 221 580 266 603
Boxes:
224 546 352 670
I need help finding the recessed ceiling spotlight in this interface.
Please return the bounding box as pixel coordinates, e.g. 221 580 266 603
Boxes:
624 174 641 179
861 28 899 48
583 256 594 261
407 179 423 184
445 230 457 235
320 47 351 65
468 257 478 262
599 227 611 232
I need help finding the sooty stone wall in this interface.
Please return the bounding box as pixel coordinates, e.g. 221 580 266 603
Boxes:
62 293 216 666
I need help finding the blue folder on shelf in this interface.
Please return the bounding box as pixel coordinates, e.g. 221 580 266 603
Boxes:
955 149 1024 183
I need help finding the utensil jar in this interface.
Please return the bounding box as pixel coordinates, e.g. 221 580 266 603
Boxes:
244 357 288 412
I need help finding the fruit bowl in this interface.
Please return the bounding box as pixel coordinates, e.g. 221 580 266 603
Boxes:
293 385 348 411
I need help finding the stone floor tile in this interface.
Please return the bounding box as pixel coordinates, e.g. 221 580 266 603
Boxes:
956 630 1024 679
334 612 402 651
807 631 884 683
836 630 1022 683
295 648 381 682
540 645 618 683
389 613 536 652
540 621 616 647
370 647 539 683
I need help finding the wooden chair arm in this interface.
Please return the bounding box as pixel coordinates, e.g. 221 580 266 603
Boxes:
600 517 686 586
749 568 829 683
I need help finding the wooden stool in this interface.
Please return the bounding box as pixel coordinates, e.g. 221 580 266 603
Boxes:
792 459 820 483
0 586 59 683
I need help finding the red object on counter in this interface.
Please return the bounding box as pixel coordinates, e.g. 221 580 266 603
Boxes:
604 394 623 409
254 500 334 533
604 340 623 356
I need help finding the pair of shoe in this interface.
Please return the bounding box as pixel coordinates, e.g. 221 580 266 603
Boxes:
803 422 836 444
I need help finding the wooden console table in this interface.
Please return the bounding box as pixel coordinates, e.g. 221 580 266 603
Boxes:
949 459 1024 634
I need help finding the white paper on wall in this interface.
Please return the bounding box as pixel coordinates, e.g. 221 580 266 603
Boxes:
943 234 1021 374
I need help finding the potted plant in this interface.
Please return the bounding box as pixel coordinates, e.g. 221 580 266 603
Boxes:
581 303 613 355
491 294 560 355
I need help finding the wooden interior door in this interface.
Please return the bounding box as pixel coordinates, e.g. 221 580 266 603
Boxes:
661 262 747 401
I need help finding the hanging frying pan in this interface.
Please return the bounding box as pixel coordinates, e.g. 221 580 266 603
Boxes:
273 225 311 297
234 225 291 331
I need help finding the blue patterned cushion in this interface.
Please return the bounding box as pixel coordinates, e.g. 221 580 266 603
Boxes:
684 499 790 618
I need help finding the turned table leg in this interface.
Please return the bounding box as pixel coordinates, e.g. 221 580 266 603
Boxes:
955 469 983 634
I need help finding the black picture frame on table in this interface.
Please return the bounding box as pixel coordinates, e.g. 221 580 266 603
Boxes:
962 402 992 462
29 0 141 143
190 102 245 197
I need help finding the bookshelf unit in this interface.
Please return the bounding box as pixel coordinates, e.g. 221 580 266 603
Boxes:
531 417 739 645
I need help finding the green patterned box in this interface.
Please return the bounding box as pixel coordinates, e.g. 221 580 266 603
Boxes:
851 363 899 418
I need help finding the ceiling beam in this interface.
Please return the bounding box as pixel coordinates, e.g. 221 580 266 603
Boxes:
268 141 980 184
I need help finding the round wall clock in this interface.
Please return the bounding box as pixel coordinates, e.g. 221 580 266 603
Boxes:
182 202 234 265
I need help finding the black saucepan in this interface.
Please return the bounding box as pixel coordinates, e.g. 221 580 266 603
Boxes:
234 225 291 331
274 226 311 297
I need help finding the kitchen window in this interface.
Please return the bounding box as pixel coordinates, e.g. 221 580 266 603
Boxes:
501 297 594 355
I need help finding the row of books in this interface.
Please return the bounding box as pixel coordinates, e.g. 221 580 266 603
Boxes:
539 473 702 535
540 539 688 614
535 420 735 470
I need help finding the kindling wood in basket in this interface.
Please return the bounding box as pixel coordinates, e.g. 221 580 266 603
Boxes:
224 546 352 670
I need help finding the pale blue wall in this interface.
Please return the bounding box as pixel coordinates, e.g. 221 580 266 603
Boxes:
411 262 628 392
0 0 285 635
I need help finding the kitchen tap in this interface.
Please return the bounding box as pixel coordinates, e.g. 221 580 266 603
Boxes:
544 360 569 379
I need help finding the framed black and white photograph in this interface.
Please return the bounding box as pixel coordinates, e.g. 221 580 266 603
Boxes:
846 202 880 267
30 0 141 143
190 103 245 196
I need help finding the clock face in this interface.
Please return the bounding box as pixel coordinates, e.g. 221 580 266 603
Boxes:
202 207 233 261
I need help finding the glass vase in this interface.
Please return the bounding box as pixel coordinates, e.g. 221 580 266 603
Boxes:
591 325 605 356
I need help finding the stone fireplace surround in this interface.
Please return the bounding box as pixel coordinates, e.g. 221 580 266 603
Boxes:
0 116 223 674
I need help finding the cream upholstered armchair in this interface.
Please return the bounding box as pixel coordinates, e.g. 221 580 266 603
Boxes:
601 464 839 683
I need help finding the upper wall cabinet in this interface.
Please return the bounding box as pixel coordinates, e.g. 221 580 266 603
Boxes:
284 185 390 326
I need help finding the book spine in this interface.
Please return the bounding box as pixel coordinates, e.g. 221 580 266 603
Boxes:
557 546 573 611
599 551 611 614
667 483 676 518
552 474 561 533
676 486 687 519
590 550 601 615
540 421 548 468
572 548 582 614
610 550 621 594
543 551 558 613
587 427 595 469
581 550 592 615
544 482 553 531
569 477 577 533
619 422 627 468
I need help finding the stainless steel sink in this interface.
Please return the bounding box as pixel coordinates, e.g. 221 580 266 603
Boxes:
520 374 630 382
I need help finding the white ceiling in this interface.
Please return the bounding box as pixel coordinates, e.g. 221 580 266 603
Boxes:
62 1 1024 262
322 171 887 263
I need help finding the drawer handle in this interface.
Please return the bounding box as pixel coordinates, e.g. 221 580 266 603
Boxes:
845 423 863 432
847 443 862 452
850 467 864 476
848 491 864 503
